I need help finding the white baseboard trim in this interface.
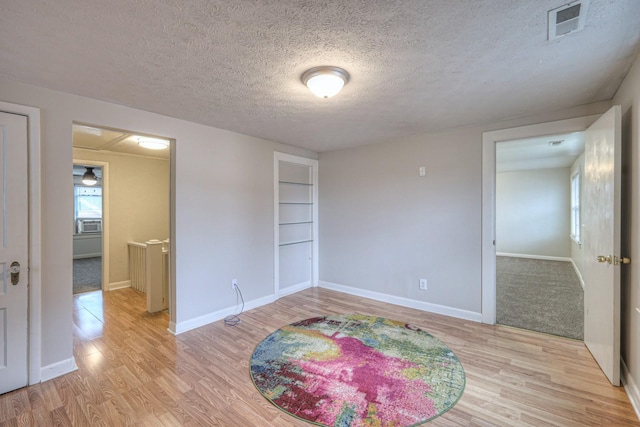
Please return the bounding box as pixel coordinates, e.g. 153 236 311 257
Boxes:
569 259 586 289
278 281 312 298
40 357 78 382
107 280 131 291
319 281 482 322
497 252 572 262
622 358 640 420
170 293 278 335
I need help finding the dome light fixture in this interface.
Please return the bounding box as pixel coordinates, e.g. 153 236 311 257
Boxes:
82 167 98 186
137 136 170 150
301 66 350 98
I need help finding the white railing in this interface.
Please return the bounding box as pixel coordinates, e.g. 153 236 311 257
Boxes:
128 242 147 292
127 239 170 313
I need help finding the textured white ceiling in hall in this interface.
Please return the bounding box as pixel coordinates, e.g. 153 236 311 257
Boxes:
1 1 639 152
497 132 585 172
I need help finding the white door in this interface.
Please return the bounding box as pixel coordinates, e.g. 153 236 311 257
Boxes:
583 105 623 386
0 112 29 393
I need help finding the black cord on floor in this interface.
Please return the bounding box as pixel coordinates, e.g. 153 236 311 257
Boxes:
224 284 245 326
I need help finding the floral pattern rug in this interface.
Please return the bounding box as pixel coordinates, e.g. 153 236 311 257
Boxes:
250 314 465 427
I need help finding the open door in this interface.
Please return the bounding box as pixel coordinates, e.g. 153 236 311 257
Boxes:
583 105 626 386
0 112 29 394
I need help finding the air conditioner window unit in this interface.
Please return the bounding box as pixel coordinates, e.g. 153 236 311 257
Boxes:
77 219 102 234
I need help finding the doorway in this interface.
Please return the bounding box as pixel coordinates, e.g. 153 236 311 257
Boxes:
72 163 104 294
481 114 601 323
72 124 171 317
494 132 585 339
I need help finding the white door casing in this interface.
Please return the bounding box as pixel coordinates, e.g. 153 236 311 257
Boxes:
481 114 601 324
583 105 622 386
73 159 109 291
0 111 29 394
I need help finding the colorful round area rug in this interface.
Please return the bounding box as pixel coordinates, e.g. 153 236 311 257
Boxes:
250 314 465 427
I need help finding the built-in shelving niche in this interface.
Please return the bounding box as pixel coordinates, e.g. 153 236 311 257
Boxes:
274 153 318 296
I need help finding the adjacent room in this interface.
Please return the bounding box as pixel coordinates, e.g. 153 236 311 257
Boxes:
495 132 586 340
1 1 640 426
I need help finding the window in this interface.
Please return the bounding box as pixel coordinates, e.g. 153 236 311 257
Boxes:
570 171 580 243
74 185 102 219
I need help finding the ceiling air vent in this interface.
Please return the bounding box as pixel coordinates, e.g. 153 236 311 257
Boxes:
548 0 589 40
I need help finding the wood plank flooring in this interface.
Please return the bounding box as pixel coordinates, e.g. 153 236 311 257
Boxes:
1 287 638 426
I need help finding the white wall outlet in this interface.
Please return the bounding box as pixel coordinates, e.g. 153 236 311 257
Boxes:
232 279 238 289
419 166 426 177
419 278 428 290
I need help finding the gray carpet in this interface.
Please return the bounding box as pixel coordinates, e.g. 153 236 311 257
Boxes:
73 257 102 294
496 256 583 340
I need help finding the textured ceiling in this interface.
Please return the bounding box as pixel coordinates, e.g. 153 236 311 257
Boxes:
497 132 585 172
1 1 639 152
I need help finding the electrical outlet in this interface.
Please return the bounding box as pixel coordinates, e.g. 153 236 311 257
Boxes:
232 279 238 290
419 279 428 290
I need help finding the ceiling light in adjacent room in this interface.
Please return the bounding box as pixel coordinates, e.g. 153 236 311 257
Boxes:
301 66 350 98
82 167 98 186
137 136 170 150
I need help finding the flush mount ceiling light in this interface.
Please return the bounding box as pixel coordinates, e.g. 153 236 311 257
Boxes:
137 136 170 150
82 167 98 186
301 66 350 98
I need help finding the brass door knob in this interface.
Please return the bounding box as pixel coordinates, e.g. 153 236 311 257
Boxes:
614 256 631 265
597 255 612 264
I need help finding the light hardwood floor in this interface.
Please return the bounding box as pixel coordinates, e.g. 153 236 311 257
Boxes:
1 287 638 426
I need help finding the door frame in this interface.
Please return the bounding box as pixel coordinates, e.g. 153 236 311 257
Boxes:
0 100 42 385
481 114 601 323
72 160 109 290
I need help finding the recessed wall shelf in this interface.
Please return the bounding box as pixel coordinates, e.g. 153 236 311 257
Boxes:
279 221 313 225
279 239 313 247
279 181 313 186
275 153 318 293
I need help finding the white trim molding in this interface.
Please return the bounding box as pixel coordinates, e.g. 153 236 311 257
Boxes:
570 259 586 289
622 358 640 420
40 358 78 382
107 280 131 291
319 281 482 322
496 252 572 262
169 294 277 335
0 100 42 386
279 281 312 298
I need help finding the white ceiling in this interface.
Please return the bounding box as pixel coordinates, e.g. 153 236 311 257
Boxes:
73 124 170 159
496 132 585 172
1 1 639 152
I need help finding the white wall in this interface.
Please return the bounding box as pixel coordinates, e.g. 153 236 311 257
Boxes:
496 168 571 257
74 148 169 285
612 52 640 406
0 79 316 370
73 235 102 259
319 101 610 317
